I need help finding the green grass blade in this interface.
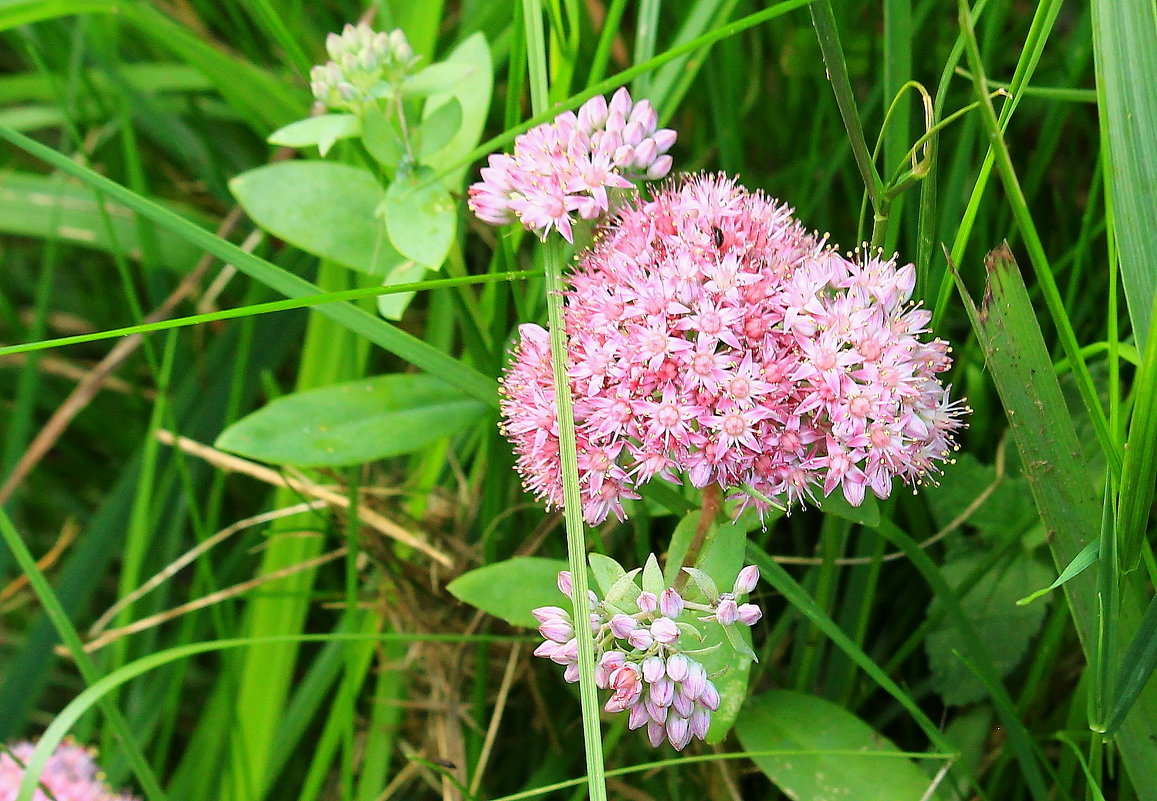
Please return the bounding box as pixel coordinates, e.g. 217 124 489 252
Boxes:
957 0 1120 481
1091 0 1157 346
809 0 883 213
0 124 498 406
0 507 167 801
1116 289 1157 569
1105 593 1157 736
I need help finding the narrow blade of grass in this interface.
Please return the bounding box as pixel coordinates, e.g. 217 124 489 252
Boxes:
1091 0 1157 346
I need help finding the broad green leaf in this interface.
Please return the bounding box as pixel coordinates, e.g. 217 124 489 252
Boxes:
267 114 360 155
692 523 752 741
423 33 492 188
230 161 405 276
401 61 478 97
663 511 703 585
641 553 664 596
924 452 1037 540
381 165 456 268
376 261 425 321
447 557 569 628
588 553 627 596
362 106 405 170
418 97 463 158
216 373 486 467
736 690 936 801
925 547 1052 705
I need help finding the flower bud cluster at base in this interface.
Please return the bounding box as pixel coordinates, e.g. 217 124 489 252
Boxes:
532 564 762 751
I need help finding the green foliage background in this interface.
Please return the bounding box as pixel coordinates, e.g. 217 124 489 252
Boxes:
0 1 1154 800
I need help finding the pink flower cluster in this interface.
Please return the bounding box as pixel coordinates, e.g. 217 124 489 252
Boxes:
533 564 762 750
499 174 966 524
1 740 137 801
468 89 675 242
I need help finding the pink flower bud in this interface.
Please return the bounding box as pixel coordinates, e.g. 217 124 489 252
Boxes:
631 139 658 170
609 613 638 639
690 706 711 740
557 571 573 598
645 155 673 180
641 656 665 683
622 120 647 147
683 661 707 698
628 100 658 132
665 653 691 682
647 719 666 748
716 598 739 626
737 603 763 626
552 638 578 665
533 606 569 624
650 676 674 707
651 128 677 153
698 680 720 712
613 144 636 167
667 715 692 750
590 613 603 633
609 87 632 118
645 696 669 724
563 663 579 683
733 565 760 595
659 588 685 618
539 618 574 643
672 690 694 718
627 627 654 650
577 95 609 133
533 640 559 660
650 616 680 645
628 703 650 730
636 591 659 613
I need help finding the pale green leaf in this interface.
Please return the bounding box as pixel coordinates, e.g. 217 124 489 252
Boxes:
447 557 570 628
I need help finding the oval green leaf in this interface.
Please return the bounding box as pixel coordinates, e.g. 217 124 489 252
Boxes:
216 373 486 467
736 690 937 801
447 557 569 628
382 165 456 268
267 114 359 155
230 161 404 276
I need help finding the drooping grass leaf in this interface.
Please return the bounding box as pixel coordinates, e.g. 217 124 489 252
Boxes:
216 373 486 467
736 690 938 801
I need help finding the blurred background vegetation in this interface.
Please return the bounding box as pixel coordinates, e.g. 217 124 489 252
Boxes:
1 1 1154 800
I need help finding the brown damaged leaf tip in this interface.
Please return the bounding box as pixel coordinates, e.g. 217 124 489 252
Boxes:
981 241 1018 314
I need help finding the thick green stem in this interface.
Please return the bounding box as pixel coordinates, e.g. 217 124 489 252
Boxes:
544 238 608 801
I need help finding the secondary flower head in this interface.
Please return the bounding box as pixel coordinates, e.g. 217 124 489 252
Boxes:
309 23 420 112
468 88 676 242
0 740 138 801
531 559 762 750
499 173 967 524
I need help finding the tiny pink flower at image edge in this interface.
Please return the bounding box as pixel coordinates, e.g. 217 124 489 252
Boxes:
0 739 139 801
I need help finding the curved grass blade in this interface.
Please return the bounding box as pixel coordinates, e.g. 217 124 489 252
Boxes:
0 124 498 407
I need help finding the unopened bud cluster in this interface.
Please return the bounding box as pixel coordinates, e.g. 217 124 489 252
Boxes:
309 23 419 112
532 564 762 750
468 88 676 242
